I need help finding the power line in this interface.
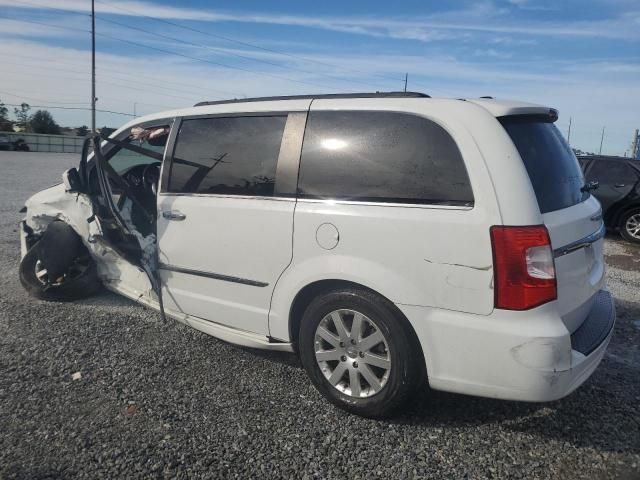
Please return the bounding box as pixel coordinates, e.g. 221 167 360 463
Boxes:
2 68 192 104
9 0 90 16
0 89 89 105
0 16 91 34
93 30 340 92
8 0 439 94
1 84 179 113
2 16 343 92
94 0 403 85
3 102 135 117
1 61 209 103
0 51 242 98
11 0 402 86
7 0 224 100
96 15 390 92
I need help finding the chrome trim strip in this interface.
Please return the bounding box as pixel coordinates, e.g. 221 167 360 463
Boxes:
296 198 474 210
158 263 269 287
553 223 606 258
157 192 295 202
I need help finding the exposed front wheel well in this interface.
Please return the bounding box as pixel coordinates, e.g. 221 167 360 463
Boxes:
288 280 427 378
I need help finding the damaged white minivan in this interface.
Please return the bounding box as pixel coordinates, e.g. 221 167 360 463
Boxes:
19 92 615 417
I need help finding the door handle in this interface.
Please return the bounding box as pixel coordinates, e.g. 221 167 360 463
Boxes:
162 210 186 221
614 184 626 188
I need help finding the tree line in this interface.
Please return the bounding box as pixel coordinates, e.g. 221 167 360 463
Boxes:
0 99 89 136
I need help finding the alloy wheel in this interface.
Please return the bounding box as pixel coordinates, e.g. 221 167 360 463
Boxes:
314 309 391 398
625 213 640 240
34 257 89 287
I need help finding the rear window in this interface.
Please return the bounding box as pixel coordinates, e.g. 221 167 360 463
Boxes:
298 111 473 205
500 117 587 214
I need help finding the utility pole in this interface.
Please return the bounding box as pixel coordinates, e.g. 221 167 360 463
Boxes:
598 126 605 155
403 73 408 93
91 0 96 133
134 102 137 118
566 117 572 146
631 128 639 159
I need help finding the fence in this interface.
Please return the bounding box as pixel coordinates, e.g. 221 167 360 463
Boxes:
0 131 86 153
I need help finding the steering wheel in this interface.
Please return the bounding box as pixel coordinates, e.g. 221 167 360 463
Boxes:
142 162 162 195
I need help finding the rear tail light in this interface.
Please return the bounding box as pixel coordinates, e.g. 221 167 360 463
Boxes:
490 225 557 310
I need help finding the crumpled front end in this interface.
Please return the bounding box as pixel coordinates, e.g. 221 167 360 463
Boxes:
20 183 155 303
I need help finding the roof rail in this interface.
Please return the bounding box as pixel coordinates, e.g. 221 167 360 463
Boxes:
194 91 430 107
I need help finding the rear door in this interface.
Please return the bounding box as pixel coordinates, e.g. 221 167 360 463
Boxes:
157 109 307 336
500 117 604 333
585 159 639 213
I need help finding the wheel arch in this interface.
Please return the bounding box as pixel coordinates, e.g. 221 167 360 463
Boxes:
615 202 640 227
285 279 427 377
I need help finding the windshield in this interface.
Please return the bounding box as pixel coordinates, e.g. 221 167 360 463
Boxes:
500 116 588 214
108 126 168 174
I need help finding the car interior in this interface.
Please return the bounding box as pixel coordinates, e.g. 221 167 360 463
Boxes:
87 125 169 263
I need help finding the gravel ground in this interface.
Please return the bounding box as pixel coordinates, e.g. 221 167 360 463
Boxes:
1 152 639 479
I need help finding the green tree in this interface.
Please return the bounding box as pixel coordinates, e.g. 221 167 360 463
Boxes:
0 98 13 131
29 110 61 134
13 103 31 131
76 125 89 136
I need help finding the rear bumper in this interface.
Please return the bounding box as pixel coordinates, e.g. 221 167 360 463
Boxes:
397 289 615 402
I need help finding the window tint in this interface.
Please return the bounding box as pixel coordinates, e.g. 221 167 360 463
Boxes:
169 116 287 195
586 160 638 184
500 117 587 214
578 158 590 171
297 111 473 205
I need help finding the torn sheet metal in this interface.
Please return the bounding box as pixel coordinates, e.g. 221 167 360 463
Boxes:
23 184 155 303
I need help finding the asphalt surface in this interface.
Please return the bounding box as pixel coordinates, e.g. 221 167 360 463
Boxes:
1 152 639 479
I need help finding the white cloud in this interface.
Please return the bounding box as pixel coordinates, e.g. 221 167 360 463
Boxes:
474 48 513 59
0 17 86 38
1 38 638 155
1 0 639 41
0 1 638 156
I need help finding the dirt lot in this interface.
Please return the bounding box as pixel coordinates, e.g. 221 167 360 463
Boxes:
1 152 639 479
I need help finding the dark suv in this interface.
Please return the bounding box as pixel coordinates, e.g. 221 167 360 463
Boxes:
578 155 640 244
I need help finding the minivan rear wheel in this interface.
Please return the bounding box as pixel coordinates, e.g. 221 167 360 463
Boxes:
620 208 640 244
298 288 420 418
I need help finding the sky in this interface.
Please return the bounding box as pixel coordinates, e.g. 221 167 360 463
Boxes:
0 0 638 156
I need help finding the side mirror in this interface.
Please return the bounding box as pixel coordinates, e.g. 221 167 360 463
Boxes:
62 167 83 193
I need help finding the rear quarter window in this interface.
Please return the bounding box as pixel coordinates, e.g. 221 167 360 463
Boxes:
297 111 473 205
586 160 639 185
500 117 587 214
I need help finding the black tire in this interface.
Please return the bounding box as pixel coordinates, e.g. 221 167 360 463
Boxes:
19 243 102 301
619 208 640 244
298 287 422 418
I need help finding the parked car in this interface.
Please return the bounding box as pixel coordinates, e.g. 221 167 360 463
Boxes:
12 138 30 151
0 134 11 150
0 135 31 151
578 155 640 244
18 93 615 417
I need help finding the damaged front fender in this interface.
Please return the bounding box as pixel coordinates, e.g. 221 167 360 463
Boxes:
22 183 156 304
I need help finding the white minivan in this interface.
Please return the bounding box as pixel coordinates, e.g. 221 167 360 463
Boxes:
19 92 615 417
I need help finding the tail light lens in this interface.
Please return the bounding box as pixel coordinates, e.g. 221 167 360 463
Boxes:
490 225 557 310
